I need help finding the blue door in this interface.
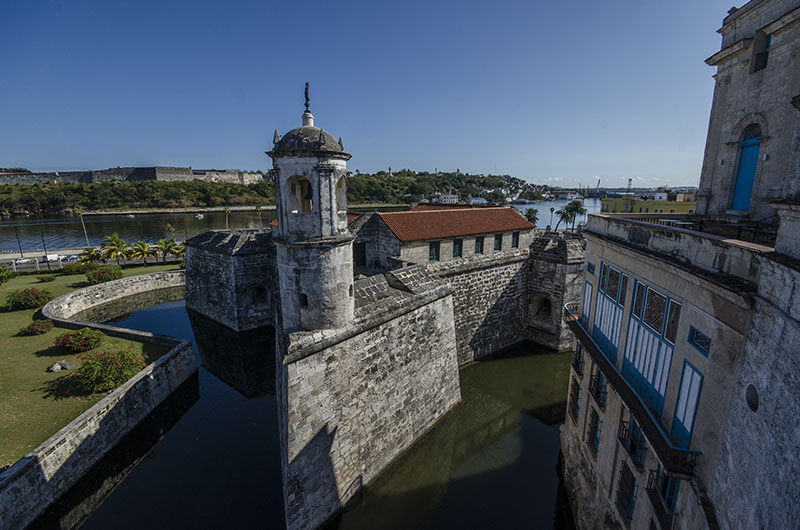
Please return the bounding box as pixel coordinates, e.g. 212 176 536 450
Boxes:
731 135 760 211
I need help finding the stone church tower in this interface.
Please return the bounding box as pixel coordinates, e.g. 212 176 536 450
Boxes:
267 87 354 332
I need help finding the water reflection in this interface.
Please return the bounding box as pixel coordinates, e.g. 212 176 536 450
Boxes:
45 295 574 529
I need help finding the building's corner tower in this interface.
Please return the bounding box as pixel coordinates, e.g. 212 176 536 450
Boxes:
268 86 354 332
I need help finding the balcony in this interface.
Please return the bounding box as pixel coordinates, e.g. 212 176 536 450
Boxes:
618 420 646 469
564 302 700 477
645 470 676 530
589 374 607 410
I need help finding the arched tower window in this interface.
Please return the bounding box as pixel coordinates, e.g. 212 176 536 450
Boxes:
288 176 314 214
731 124 762 212
336 176 347 213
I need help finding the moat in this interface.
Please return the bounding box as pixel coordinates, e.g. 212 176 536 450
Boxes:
33 289 576 529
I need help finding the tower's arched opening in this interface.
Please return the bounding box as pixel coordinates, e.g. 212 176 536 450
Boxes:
288 176 314 214
336 176 347 214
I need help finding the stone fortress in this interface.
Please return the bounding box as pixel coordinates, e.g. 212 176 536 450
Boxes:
0 166 263 186
184 91 585 529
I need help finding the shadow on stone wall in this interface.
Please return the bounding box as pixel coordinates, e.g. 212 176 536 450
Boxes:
187 309 276 398
285 425 339 530
24 373 199 530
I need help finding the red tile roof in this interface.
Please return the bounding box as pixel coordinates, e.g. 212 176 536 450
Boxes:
377 207 533 242
409 203 494 211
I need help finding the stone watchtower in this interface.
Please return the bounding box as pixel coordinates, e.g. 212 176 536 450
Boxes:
267 88 354 332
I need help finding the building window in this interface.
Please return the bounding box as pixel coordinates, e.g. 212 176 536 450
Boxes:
669 209 675 213
589 369 607 410
731 124 762 211
615 463 638 528
494 234 503 251
670 360 703 448
587 262 595 275
643 288 667 333
452 238 463 258
619 418 647 468
569 378 581 423
511 231 520 248
299 293 308 307
689 327 711 356
475 236 484 254
664 300 681 344
429 241 440 261
587 408 602 457
752 31 771 72
572 344 585 376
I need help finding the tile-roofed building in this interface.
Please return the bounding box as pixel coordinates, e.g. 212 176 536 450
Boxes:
352 206 535 269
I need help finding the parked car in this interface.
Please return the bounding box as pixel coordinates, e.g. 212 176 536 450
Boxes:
14 257 33 264
65 255 79 261
41 254 62 262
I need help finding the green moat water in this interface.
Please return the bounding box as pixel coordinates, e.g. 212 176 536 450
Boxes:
35 295 575 529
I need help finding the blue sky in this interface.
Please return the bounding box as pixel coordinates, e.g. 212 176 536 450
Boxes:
0 0 741 187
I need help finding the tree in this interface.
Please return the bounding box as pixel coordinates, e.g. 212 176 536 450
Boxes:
566 200 587 232
0 266 10 286
129 240 156 266
165 223 176 241
80 247 102 265
155 239 176 264
224 206 231 229
549 207 555 227
524 208 539 226
102 233 130 266
74 205 90 247
172 243 186 259
554 207 571 231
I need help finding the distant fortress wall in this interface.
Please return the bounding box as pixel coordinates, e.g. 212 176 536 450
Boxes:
0 167 264 185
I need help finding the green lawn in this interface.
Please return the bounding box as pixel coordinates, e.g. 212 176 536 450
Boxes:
0 264 178 467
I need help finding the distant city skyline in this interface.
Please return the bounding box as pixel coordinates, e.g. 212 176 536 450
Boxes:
1 0 742 188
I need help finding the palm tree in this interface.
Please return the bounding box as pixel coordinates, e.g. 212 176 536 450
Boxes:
172 243 186 259
524 208 539 227
74 205 90 247
79 247 101 265
155 239 176 264
554 207 571 231
255 205 263 231
566 200 587 232
224 206 231 229
165 223 176 242
549 207 555 227
102 233 130 266
129 240 156 266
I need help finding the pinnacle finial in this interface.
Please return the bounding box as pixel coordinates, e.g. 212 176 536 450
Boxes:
304 82 310 112
338 136 343 149
273 130 279 144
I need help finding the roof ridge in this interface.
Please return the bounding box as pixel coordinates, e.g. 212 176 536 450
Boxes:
379 206 508 216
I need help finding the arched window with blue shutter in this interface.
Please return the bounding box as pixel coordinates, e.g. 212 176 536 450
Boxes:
731 124 762 211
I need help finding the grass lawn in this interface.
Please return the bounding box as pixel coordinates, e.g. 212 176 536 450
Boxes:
0 264 178 467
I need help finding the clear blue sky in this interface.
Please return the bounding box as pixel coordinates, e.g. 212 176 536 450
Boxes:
0 0 741 187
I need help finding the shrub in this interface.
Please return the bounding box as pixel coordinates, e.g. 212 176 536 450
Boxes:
86 265 123 285
54 327 105 353
6 288 54 310
18 319 54 336
71 347 146 394
62 262 98 275
36 275 56 283
0 265 11 286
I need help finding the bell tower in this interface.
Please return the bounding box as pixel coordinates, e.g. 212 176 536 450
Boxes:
268 84 354 332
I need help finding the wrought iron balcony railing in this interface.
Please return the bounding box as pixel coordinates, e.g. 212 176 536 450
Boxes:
563 302 700 477
571 351 584 377
646 470 676 530
589 374 607 410
618 420 647 469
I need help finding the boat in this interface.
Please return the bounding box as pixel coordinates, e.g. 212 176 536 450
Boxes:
194 213 205 219
125 214 135 218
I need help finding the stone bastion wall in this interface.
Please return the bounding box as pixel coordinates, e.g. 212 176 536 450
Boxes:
277 267 462 530
0 271 197 530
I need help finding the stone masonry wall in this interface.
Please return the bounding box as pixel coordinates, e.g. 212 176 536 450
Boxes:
278 293 461 530
426 249 530 364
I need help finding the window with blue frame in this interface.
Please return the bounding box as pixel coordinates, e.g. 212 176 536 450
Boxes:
620 417 647 468
590 368 607 409
587 408 602 457
587 262 596 275
622 281 681 416
453 238 463 258
615 463 637 528
572 344 585 376
651 466 680 516
593 262 628 362
671 360 703 448
569 378 581 423
689 327 711 356
429 241 440 261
